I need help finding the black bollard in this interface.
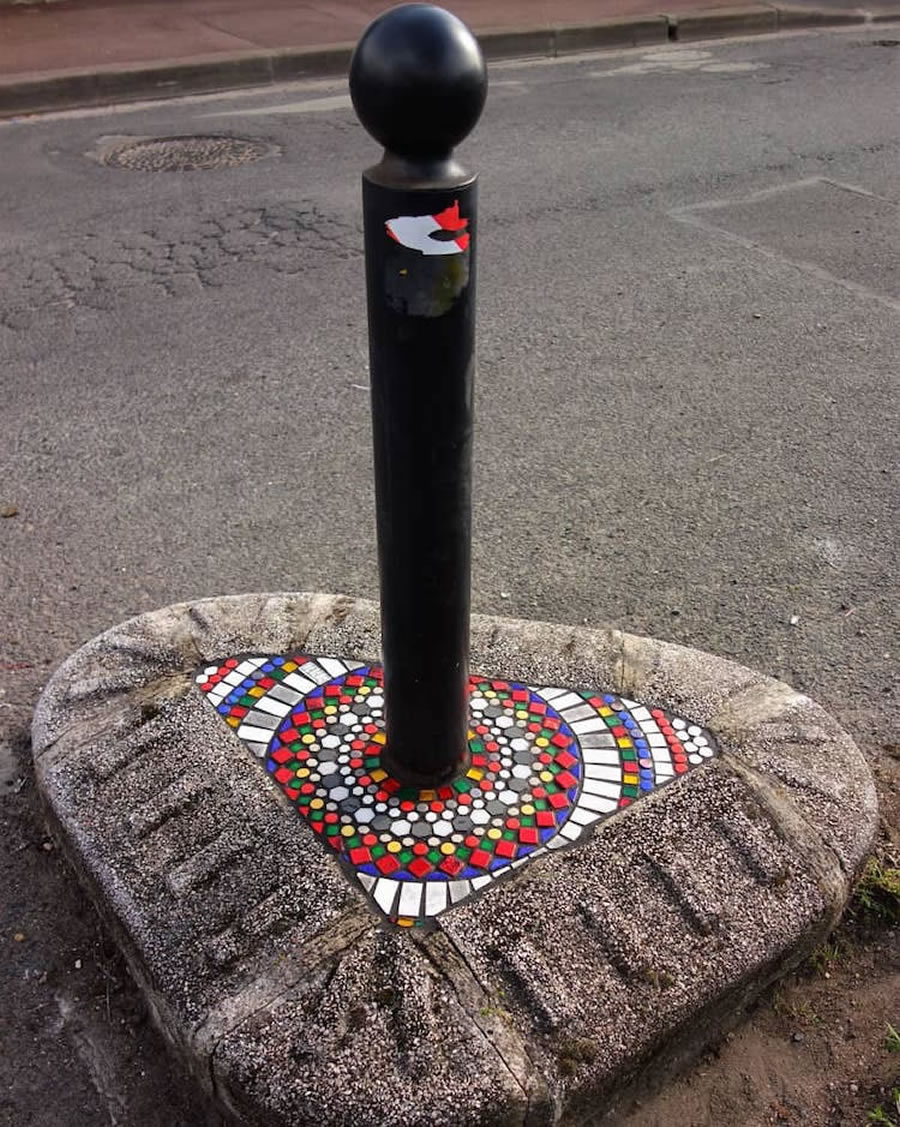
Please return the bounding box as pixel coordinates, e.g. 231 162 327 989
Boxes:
350 5 487 788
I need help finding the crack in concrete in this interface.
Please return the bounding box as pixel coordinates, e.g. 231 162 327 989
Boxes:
0 202 362 331
720 755 851 914
193 16 260 50
196 907 370 1053
417 927 549 1126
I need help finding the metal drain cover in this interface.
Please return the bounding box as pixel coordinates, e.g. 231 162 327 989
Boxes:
98 135 276 172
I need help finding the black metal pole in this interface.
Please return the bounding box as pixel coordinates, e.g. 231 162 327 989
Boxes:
350 5 487 788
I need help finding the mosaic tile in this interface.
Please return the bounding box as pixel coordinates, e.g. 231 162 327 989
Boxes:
196 655 719 928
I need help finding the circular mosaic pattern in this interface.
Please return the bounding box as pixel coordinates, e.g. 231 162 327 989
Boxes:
265 667 580 883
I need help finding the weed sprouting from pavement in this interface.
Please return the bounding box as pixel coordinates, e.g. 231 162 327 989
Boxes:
808 937 846 976
852 854 900 925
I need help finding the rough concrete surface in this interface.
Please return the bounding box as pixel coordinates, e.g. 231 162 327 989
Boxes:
31 593 877 1126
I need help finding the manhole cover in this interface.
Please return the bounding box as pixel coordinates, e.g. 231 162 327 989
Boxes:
98 135 275 172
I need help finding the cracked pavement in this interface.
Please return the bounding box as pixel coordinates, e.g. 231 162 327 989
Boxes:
1 202 361 331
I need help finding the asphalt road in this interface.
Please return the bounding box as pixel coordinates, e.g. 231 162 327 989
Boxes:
1 26 898 1125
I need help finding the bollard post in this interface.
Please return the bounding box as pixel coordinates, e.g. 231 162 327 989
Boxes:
350 5 487 788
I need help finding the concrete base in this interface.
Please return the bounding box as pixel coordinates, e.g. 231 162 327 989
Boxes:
32 593 877 1126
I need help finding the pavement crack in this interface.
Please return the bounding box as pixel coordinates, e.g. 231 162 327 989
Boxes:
0 201 360 325
722 756 854 910
198 908 369 1049
416 927 550 1125
194 17 258 50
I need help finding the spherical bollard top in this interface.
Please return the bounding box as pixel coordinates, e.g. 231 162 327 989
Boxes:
350 4 487 161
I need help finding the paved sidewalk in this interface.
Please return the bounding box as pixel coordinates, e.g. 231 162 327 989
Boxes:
2 0 899 117
0 0 730 74
1 0 899 119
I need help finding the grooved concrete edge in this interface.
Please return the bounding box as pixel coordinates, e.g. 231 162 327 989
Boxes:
0 7 891 118
32 592 877 1127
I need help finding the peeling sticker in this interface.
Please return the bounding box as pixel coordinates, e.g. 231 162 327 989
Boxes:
385 200 470 256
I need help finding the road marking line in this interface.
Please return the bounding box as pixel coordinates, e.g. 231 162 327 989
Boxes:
592 48 768 76
669 178 900 315
199 93 352 117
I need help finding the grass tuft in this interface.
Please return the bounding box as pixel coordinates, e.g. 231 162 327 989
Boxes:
868 1089 900 1126
852 856 900 925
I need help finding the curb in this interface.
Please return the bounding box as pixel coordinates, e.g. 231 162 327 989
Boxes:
0 44 354 118
0 6 892 118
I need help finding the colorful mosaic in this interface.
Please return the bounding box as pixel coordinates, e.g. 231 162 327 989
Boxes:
196 655 718 928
